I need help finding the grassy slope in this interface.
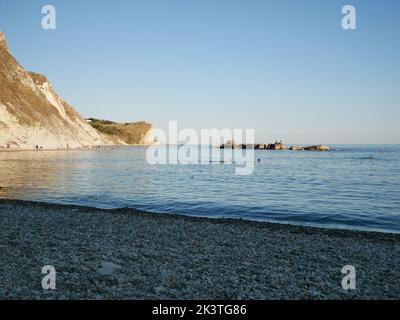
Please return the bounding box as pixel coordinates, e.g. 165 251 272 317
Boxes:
87 118 152 145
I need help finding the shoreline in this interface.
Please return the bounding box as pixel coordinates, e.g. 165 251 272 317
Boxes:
1 198 398 236
1 199 399 299
0 145 157 153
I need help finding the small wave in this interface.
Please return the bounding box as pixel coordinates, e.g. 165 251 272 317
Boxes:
348 156 379 160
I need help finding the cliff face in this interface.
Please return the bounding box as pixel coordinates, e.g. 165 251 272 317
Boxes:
0 32 109 149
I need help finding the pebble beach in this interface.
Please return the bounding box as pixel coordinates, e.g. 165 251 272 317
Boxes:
0 199 399 300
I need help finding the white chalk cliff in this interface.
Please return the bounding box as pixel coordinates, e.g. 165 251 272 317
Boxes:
0 31 110 149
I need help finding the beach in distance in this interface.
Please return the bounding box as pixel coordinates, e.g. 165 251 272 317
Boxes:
1 199 399 300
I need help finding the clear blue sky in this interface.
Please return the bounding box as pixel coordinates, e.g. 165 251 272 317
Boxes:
0 0 399 144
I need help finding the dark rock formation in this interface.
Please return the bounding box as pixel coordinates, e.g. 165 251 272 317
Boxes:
267 141 284 150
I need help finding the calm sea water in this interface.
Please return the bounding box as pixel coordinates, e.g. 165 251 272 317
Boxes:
0 145 399 233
